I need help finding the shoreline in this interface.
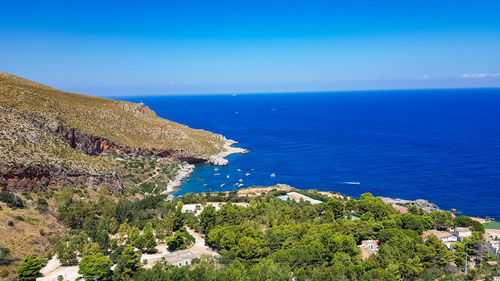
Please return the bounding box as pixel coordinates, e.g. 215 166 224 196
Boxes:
208 137 249 166
163 137 248 195
162 163 195 195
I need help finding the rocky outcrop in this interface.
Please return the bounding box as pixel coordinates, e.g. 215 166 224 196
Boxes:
379 197 439 212
0 163 124 193
24 111 208 163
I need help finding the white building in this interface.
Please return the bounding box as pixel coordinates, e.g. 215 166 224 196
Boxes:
422 230 457 249
453 227 472 241
361 240 379 251
488 240 500 259
359 240 379 260
164 249 196 267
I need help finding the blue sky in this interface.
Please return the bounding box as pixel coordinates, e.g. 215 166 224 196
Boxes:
1 0 500 95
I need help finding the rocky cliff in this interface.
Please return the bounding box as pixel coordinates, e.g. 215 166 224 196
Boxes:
0 73 229 193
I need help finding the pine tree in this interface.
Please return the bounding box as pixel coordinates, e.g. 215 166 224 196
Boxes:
143 222 157 253
17 255 42 281
173 201 184 231
112 246 141 281
78 253 113 281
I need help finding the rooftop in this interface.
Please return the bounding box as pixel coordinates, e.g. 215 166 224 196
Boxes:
164 249 196 265
469 216 487 223
455 227 472 233
422 230 453 239
278 192 323 205
392 205 408 214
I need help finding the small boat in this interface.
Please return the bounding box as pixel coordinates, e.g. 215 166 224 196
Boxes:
245 173 251 176
226 175 230 179
236 169 241 172
239 179 243 182
214 173 220 176
270 173 276 178
220 183 225 187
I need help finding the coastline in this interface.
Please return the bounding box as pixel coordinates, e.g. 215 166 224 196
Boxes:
208 137 249 166
162 163 195 195
163 137 248 195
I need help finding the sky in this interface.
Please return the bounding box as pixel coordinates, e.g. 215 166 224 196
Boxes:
1 0 500 96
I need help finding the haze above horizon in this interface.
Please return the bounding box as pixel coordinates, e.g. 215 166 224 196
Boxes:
1 0 500 96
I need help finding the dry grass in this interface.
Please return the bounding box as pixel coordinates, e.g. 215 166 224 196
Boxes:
0 72 225 157
0 197 65 280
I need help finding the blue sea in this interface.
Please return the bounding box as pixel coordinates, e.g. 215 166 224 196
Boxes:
120 89 500 219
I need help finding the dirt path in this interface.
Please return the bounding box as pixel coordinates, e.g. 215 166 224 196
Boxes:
37 256 80 281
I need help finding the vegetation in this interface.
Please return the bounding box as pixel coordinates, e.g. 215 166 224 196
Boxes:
5 186 495 281
0 192 24 209
78 253 113 281
0 72 225 158
16 255 42 281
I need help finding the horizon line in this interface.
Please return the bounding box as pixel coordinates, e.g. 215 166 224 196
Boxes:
102 86 500 99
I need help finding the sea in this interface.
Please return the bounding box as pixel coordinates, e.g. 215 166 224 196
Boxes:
119 88 500 219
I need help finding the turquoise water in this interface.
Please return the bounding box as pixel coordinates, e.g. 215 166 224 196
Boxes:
120 88 500 219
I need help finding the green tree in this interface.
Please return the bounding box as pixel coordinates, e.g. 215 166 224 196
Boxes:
17 255 42 281
129 226 140 245
143 222 157 252
326 198 345 219
95 229 110 252
113 246 142 281
199 205 217 233
117 221 130 242
82 242 102 257
429 211 454 230
78 253 113 281
56 234 78 266
166 227 195 251
173 201 184 231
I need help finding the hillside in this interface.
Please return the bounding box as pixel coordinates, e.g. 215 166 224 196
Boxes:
0 73 227 193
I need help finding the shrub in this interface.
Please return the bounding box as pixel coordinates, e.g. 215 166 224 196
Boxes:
17 254 42 281
36 198 49 213
0 247 13 265
15 215 25 221
21 192 33 201
0 191 24 208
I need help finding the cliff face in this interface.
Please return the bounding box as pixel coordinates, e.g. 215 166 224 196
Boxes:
0 163 123 193
0 73 226 193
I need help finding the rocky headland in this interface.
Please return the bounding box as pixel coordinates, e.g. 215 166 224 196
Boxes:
0 73 242 194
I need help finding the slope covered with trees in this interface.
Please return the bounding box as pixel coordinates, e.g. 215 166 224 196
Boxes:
6 188 498 280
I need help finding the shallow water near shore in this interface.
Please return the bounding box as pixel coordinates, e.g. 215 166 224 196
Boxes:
119 89 500 219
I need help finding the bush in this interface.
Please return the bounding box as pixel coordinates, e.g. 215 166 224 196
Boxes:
21 192 33 201
0 247 13 265
36 198 49 213
0 191 24 208
17 254 42 281
15 215 25 221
